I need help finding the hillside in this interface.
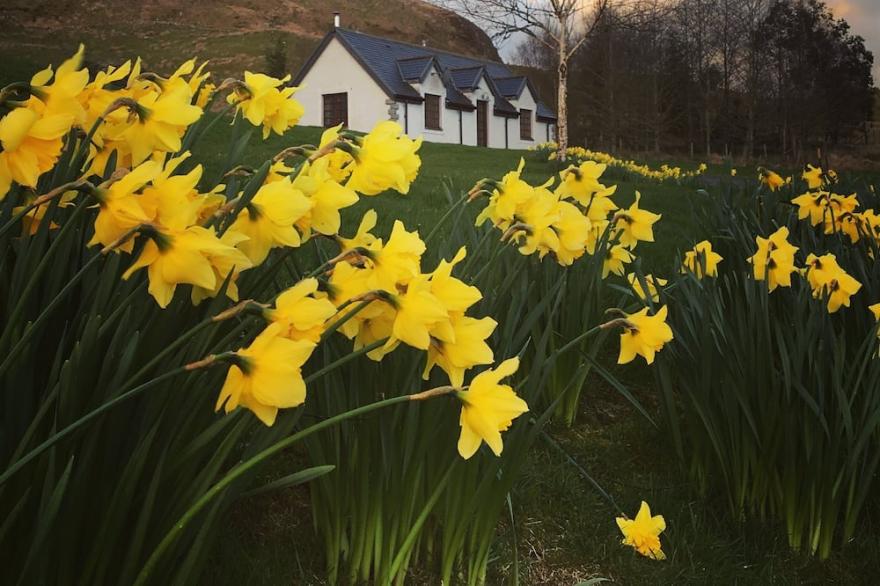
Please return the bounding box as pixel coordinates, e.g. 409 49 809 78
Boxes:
0 0 499 83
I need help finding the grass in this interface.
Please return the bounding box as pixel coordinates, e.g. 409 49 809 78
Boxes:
191 121 880 584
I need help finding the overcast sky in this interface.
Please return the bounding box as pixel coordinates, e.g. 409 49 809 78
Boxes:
825 0 880 81
493 0 879 83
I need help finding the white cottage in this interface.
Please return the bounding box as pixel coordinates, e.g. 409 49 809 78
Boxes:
293 23 556 149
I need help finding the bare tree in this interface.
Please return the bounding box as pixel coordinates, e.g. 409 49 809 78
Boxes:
440 0 609 160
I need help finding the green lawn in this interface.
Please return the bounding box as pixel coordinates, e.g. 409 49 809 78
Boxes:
193 123 880 584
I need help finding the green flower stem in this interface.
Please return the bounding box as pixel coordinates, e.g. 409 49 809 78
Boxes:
423 192 469 245
120 299 263 390
304 337 388 384
0 196 91 349
554 323 608 357
387 460 456 580
134 389 438 586
0 203 98 376
319 298 375 343
182 104 234 153
0 180 88 239
0 358 226 487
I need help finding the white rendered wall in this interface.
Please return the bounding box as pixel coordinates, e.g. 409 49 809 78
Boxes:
296 38 391 133
404 66 460 144
508 87 538 150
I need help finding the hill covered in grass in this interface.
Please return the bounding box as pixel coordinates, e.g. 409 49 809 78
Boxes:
0 0 498 83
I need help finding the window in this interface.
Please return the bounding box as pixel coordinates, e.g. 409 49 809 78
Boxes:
424 93 442 130
519 108 533 140
322 93 348 127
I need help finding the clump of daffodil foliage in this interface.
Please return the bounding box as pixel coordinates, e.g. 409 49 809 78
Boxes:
0 46 670 586
653 162 880 559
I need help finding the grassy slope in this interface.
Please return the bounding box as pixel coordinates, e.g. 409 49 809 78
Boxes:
0 0 498 86
192 123 880 584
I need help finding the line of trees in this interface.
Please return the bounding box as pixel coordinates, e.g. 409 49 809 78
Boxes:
512 0 875 160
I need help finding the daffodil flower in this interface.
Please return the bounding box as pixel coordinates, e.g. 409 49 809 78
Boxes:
215 322 316 426
618 306 674 365
616 501 666 560
456 357 528 459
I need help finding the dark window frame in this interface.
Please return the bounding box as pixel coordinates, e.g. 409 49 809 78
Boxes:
322 92 348 128
519 108 533 140
424 93 442 131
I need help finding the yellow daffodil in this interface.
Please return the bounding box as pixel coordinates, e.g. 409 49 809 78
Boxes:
613 191 661 249
215 322 316 426
553 200 592 266
228 177 313 265
581 184 619 224
424 314 496 387
791 191 830 226
316 123 355 183
346 121 422 196
227 72 304 139
28 45 89 124
750 227 798 292
195 82 216 109
88 160 158 251
513 186 561 259
730 168 737 177
477 158 536 229
603 244 635 278
681 240 723 278
616 501 666 560
338 209 380 253
122 225 251 308
627 273 667 303
759 167 785 191
387 274 449 350
367 220 425 291
191 229 253 304
456 357 528 459
428 247 482 314
0 106 73 199
292 158 359 238
114 83 203 165
618 306 673 365
269 278 338 343
802 163 823 189
805 253 861 313
871 303 880 321
555 160 607 205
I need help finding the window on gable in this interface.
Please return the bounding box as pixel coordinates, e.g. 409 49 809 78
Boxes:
323 93 348 128
519 109 533 140
424 93 442 130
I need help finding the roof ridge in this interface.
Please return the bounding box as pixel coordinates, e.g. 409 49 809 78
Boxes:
336 27 507 69
396 55 434 63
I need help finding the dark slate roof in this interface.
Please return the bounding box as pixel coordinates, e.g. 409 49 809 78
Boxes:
493 76 528 98
449 66 484 90
537 101 556 121
294 27 556 119
397 56 434 82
